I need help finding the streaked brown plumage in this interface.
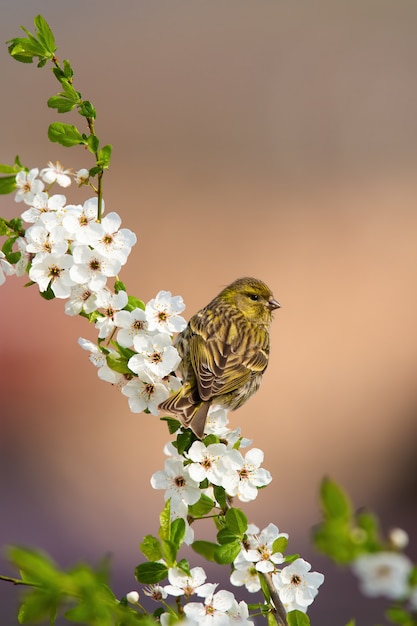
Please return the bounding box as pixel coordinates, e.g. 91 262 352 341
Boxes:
158 277 280 438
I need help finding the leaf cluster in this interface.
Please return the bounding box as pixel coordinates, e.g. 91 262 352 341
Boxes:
313 478 383 564
6 546 151 625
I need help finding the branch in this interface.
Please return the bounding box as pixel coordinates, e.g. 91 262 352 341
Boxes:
262 572 288 626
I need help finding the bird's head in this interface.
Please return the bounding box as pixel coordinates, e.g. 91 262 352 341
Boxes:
221 277 280 325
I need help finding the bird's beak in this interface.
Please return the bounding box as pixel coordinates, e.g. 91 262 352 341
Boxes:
268 298 281 310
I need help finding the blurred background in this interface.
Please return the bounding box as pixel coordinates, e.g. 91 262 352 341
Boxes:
1 1 417 623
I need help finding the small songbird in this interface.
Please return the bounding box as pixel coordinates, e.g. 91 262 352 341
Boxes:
158 277 280 438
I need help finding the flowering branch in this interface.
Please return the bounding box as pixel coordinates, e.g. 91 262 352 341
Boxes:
2 13 415 626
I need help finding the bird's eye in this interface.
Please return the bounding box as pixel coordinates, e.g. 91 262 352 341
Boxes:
249 294 259 301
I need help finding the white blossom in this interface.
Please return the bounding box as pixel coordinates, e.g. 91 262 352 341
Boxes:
230 557 261 593
114 308 148 347
62 197 102 244
222 448 272 502
143 584 168 601
15 168 44 205
187 441 230 486
125 591 140 605
145 290 187 333
29 252 75 298
74 168 89 186
40 161 72 188
272 558 324 612
352 551 413 600
227 600 253 625
121 373 170 415
94 289 128 338
78 338 123 384
14 237 31 277
0 251 15 285
129 333 181 378
183 589 236 626
65 285 98 316
82 212 136 263
25 224 68 258
150 457 200 511
165 567 212 599
21 192 67 224
238 523 287 574
69 244 121 290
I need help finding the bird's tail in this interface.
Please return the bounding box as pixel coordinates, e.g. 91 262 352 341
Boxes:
158 386 210 439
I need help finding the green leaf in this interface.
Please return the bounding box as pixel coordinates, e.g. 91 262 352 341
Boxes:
213 485 227 511
126 295 146 311
47 95 76 113
159 501 171 541
114 279 126 293
161 540 177 567
87 134 100 154
48 122 84 147
259 573 271 602
7 16 56 65
266 611 278 626
0 175 16 195
272 536 288 555
320 477 351 520
39 284 56 300
217 528 240 545
161 417 182 434
62 59 74 79
106 354 132 375
287 610 310 626
0 163 19 174
98 144 112 168
140 535 162 561
7 546 57 584
2 237 21 264
344 620 356 626
34 15 56 55
188 494 215 518
171 518 186 550
225 508 247 536
135 562 168 584
79 100 96 119
175 429 194 456
385 606 413 625
214 540 241 564
191 540 218 562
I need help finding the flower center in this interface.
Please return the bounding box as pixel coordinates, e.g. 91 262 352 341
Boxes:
150 351 162 364
157 311 168 322
89 258 101 271
48 264 62 279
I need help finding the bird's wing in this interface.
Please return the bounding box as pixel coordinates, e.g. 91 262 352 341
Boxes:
189 317 269 401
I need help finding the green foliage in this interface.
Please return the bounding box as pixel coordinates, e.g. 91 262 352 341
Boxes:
313 477 383 564
7 15 56 66
0 156 25 195
287 610 311 626
385 606 417 625
134 562 168 585
48 122 85 148
6 546 145 625
125 295 146 311
191 541 218 562
187 493 215 518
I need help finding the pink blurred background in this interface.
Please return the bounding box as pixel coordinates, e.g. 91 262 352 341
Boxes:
1 1 417 623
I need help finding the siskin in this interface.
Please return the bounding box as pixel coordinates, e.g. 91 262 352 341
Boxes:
158 277 280 438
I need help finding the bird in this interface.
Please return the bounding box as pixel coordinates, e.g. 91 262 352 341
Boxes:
158 277 280 438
